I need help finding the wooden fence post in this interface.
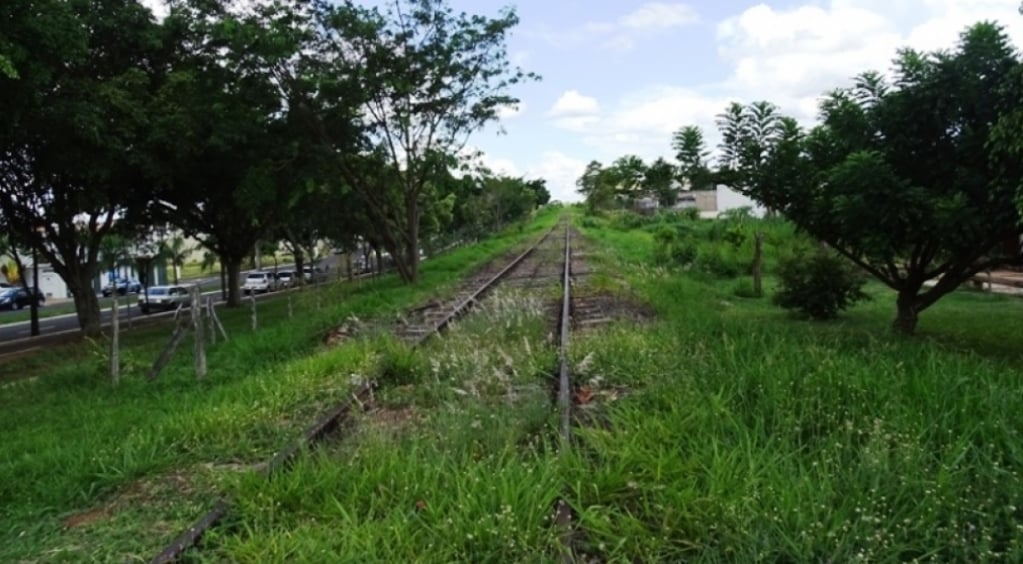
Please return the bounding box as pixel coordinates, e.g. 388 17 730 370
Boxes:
752 231 764 297
110 295 119 383
250 292 257 331
207 297 216 346
192 287 206 379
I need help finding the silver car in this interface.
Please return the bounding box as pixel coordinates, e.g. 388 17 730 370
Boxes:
138 285 191 314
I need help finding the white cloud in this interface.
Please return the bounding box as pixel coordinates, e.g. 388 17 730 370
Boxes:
140 0 168 19
496 102 526 120
621 3 699 29
714 0 1023 124
539 3 699 51
525 151 588 203
548 90 600 117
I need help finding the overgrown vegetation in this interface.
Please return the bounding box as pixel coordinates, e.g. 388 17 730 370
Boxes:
572 213 1023 561
208 288 562 560
0 209 556 560
774 251 870 320
5 206 1023 560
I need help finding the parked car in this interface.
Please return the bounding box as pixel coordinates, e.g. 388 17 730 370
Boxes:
242 271 278 294
0 287 45 311
302 265 329 283
102 278 142 297
275 270 296 289
138 285 191 314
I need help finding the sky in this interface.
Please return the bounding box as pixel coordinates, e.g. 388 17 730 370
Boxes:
141 0 1023 203
453 0 1023 202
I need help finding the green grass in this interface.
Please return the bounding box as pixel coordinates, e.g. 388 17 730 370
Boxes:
7 206 1023 561
564 211 1023 561
0 210 559 561
208 288 564 561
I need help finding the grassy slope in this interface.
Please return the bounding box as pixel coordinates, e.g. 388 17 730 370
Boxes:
566 214 1023 561
0 209 558 561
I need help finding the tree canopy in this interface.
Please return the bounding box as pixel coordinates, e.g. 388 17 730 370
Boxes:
710 22 1023 334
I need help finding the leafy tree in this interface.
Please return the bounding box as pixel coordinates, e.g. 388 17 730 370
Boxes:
721 22 1023 334
576 160 617 213
525 179 551 207
715 101 784 192
148 0 301 306
302 0 536 283
671 125 713 190
609 155 647 203
0 0 161 335
643 157 678 207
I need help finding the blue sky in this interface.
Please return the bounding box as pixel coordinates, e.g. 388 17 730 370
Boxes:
451 0 1023 202
141 0 1023 202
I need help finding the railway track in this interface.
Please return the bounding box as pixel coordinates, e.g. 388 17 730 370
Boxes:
148 218 619 562
394 223 563 344
150 220 575 562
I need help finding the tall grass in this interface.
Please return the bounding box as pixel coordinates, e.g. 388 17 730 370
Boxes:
568 214 1023 561
0 208 559 560
208 288 564 561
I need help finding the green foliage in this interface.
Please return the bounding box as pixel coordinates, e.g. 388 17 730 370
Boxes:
374 340 426 387
571 218 1023 561
773 250 869 319
731 278 760 298
671 124 713 190
694 243 744 278
709 22 1023 334
643 157 678 207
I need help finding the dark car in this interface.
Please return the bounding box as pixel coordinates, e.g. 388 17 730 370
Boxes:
102 278 142 297
0 287 45 311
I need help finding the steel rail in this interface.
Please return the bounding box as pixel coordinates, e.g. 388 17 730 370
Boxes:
554 225 576 563
149 381 376 563
414 223 561 346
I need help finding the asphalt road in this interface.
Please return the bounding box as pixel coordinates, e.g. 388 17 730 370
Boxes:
0 288 227 342
0 255 353 352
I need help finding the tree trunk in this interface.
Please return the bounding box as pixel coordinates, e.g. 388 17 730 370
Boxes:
225 259 243 307
893 293 919 335
407 198 420 283
69 271 102 336
346 252 353 281
374 247 382 277
294 248 305 288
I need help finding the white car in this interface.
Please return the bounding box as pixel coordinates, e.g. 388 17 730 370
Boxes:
275 270 296 289
138 285 191 314
242 272 278 294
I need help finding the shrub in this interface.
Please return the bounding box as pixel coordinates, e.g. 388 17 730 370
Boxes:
652 226 697 267
732 278 761 298
695 245 744 278
773 251 869 320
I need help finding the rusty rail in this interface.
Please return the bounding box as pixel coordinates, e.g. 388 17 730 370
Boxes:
554 225 577 563
149 381 376 563
413 224 561 346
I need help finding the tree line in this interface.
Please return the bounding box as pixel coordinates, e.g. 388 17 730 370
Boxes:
0 0 546 336
584 21 1023 335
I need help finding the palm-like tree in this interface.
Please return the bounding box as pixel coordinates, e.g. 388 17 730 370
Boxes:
159 235 192 284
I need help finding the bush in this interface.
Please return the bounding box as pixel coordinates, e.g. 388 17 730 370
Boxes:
773 251 869 320
695 244 744 278
652 226 697 267
732 278 761 298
